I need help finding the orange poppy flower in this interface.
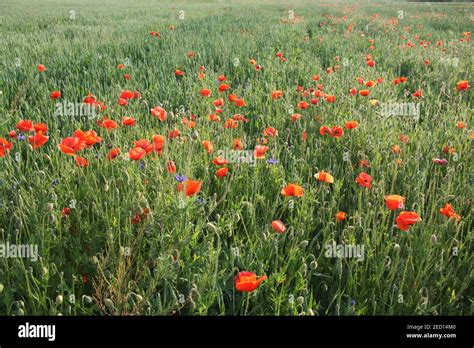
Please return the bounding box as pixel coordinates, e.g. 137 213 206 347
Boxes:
122 117 136 126
234 98 247 107
152 135 165 154
134 139 154 154
335 211 346 221
457 80 469 91
356 172 372 188
298 101 310 109
395 211 421 231
17 120 34 132
228 94 238 102
412 90 422 98
281 183 304 197
0 138 12 157
345 120 358 129
291 113 302 122
75 156 89 167
74 130 102 148
107 148 121 160
37 64 46 72
272 90 284 100
166 160 176 173
177 179 202 196
223 118 238 129
213 98 225 107
50 91 61 99
233 138 244 150
28 131 49 149
120 90 135 99
200 88 211 97
58 137 86 155
216 167 228 178
331 126 344 138
359 89 370 97
384 195 405 210
254 145 269 159
128 147 147 161
150 106 167 122
218 83 230 92
439 203 461 222
263 127 278 137
175 69 185 77
34 123 48 133
314 171 334 184
202 140 213 154
325 95 336 103
235 272 267 292
212 157 227 165
271 220 286 233
97 117 118 130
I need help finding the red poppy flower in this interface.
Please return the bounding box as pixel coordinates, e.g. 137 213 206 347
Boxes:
384 195 405 210
17 120 34 132
281 183 304 197
166 160 176 173
439 203 461 222
58 137 86 155
395 211 421 231
0 138 12 157
200 88 211 97
150 106 167 122
271 220 286 234
107 148 121 160
50 91 61 99
356 172 372 188
28 131 49 149
75 156 89 167
177 179 202 196
216 167 228 178
235 272 267 292
37 64 46 72
122 117 136 126
129 147 147 161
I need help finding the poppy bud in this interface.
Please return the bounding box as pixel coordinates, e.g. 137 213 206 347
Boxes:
55 295 64 305
431 234 438 244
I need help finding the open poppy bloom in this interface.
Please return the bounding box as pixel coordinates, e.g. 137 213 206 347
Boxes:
28 131 49 149
263 127 278 137
254 145 269 159
177 179 202 196
74 130 102 148
345 121 358 129
0 138 12 157
314 171 334 184
212 157 227 165
17 120 35 132
128 146 147 161
384 195 405 210
150 106 167 122
235 272 267 292
439 203 461 222
395 211 421 231
281 183 304 197
152 135 165 154
37 64 46 72
75 156 89 167
356 172 372 188
359 89 370 97
97 117 118 130
272 90 284 100
107 148 121 160
412 90 423 98
457 80 469 91
271 220 286 233
166 160 177 173
202 140 213 153
58 136 87 155
216 167 228 178
218 83 230 92
200 88 211 97
122 117 136 126
335 211 346 221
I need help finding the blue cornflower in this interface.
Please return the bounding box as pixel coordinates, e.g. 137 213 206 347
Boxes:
175 174 187 182
267 158 278 165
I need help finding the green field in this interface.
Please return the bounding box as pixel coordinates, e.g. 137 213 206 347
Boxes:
0 0 472 315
